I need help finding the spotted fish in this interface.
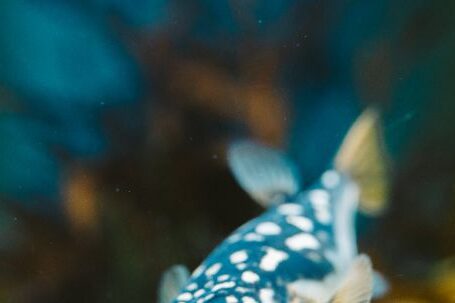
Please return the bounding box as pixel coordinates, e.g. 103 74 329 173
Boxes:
159 113 387 303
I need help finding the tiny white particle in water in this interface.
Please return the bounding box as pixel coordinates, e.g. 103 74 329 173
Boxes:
322 170 340 189
241 271 260 283
230 250 248 264
205 263 222 276
285 233 320 251
255 222 281 235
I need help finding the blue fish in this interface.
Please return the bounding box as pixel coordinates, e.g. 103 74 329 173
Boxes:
159 113 387 303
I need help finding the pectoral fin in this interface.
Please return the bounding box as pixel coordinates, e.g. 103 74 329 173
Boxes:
158 264 190 303
227 141 301 207
329 255 373 303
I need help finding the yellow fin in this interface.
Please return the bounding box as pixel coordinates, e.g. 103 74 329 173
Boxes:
329 255 374 303
334 108 390 216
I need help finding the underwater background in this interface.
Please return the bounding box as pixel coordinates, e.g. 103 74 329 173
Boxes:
0 0 454 302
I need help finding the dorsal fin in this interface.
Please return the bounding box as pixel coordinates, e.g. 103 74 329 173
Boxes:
227 141 301 207
329 255 374 303
158 265 190 303
334 108 390 216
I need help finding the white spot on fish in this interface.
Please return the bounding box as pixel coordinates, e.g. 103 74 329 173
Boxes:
242 296 257 303
194 289 206 298
230 250 248 264
259 289 274 303
217 274 230 282
206 263 222 276
227 234 242 243
177 293 193 301
316 230 329 242
255 222 281 235
285 233 320 251
309 189 330 207
322 170 340 189
236 287 249 293
236 263 247 270
193 265 205 277
244 233 264 242
259 247 288 271
241 271 260 284
277 203 303 215
309 189 331 224
204 293 215 301
315 210 332 224
286 216 313 231
226 296 238 303
187 283 198 291
305 251 323 262
212 281 236 292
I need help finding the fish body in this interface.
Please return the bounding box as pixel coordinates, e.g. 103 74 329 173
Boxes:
160 141 376 303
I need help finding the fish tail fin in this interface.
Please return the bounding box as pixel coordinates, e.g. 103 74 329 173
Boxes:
334 108 390 216
227 141 301 208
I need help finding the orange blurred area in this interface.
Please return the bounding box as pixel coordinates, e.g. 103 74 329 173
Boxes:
64 168 99 236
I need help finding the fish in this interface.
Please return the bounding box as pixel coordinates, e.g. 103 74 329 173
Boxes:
158 110 388 303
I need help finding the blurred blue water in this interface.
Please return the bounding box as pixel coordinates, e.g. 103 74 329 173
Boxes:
0 0 451 219
175 0 308 51
0 0 163 214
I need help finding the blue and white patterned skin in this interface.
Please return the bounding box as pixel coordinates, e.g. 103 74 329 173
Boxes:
164 141 373 303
